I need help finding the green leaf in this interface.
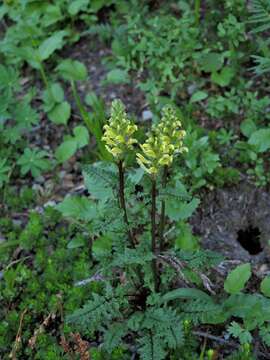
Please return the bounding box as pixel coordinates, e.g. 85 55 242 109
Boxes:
57 59 88 81
190 91 208 103
93 234 112 255
55 139 77 163
0 159 11 188
240 119 257 137
175 222 199 250
211 67 234 87
248 128 270 152
48 101 71 125
166 198 200 221
228 321 252 345
83 162 117 201
38 31 68 61
17 148 50 177
261 277 270 298
105 69 129 84
57 196 96 221
162 288 211 303
200 52 223 73
127 167 144 184
73 125 89 148
50 83 64 103
224 263 251 294
68 0 89 15
67 236 85 249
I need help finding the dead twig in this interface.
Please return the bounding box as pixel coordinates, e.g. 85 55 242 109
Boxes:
28 312 56 349
158 254 216 294
9 308 27 360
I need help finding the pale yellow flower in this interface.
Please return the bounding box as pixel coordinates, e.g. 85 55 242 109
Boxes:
102 100 137 160
136 105 187 176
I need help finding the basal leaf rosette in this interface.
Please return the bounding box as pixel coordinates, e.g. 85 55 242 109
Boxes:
102 99 138 160
137 106 187 176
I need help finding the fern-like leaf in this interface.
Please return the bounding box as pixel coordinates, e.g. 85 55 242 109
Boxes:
138 332 167 360
249 0 270 33
82 162 118 201
66 293 122 335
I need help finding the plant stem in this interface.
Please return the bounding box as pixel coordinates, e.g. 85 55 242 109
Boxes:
151 178 158 291
39 62 49 89
195 0 201 26
159 165 168 252
71 81 110 160
118 160 135 248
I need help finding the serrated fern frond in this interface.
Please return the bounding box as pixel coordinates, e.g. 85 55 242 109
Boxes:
249 0 270 33
66 293 122 335
138 331 167 360
251 54 270 73
181 298 226 325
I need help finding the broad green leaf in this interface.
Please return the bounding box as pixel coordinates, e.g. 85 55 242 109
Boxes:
211 67 234 87
50 83 64 103
106 69 129 84
248 128 270 152
68 0 89 15
57 196 96 221
55 139 77 163
57 59 87 81
127 168 144 184
48 101 71 125
162 288 211 303
261 277 270 298
166 198 200 221
73 125 89 148
224 263 251 294
93 234 112 256
200 52 223 73
38 31 68 61
67 236 85 249
175 222 199 250
240 119 257 137
190 91 208 103
83 162 116 201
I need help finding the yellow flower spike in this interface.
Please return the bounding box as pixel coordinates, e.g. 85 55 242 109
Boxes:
102 99 138 160
136 105 187 176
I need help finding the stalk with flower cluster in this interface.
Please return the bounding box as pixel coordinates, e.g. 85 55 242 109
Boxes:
102 100 138 249
136 106 187 290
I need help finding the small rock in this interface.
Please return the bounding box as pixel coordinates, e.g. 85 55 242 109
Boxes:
0 234 6 244
35 175 45 184
59 171 66 179
12 219 23 227
187 84 197 95
110 92 117 99
142 110 153 121
44 200 57 208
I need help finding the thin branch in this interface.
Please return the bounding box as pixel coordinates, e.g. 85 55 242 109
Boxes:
10 308 27 360
118 160 136 248
151 179 159 291
159 165 168 251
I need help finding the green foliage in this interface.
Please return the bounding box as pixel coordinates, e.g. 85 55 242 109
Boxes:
261 276 270 297
55 125 89 163
1 0 270 358
17 148 51 177
224 263 252 295
43 82 71 125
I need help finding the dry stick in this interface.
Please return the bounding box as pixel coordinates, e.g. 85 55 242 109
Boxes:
159 165 168 252
10 308 27 360
118 160 136 248
151 179 159 291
